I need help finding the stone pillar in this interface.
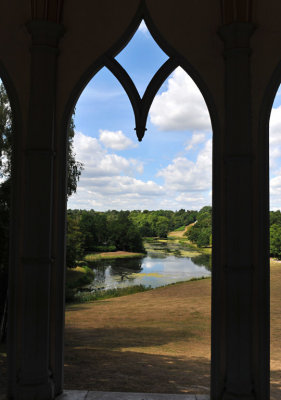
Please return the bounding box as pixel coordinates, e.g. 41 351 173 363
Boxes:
218 22 257 400
13 20 63 400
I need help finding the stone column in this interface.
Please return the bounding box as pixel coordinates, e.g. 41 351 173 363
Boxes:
218 22 257 400
14 20 63 400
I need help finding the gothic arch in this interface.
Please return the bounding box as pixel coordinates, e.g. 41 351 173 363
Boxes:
3 1 277 399
257 59 281 268
61 1 220 145
59 1 221 396
256 60 281 392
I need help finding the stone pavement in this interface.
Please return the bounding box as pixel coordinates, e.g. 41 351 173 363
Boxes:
57 391 210 400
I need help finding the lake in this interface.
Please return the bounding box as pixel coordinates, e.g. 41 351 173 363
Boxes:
85 239 211 291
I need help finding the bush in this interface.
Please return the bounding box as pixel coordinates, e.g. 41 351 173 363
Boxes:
67 285 151 304
270 224 281 259
92 245 116 252
75 260 88 267
66 266 95 290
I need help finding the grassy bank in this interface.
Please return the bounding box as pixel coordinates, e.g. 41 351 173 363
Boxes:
168 233 212 256
63 261 281 398
168 225 212 256
65 266 95 302
178 238 212 255
64 273 212 394
84 250 145 261
2 262 281 397
67 276 211 304
66 266 94 288
67 284 151 304
174 225 186 231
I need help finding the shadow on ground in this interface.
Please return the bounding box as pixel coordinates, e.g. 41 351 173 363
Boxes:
1 341 281 398
65 325 199 350
64 348 210 394
64 325 210 394
0 343 7 398
271 369 281 400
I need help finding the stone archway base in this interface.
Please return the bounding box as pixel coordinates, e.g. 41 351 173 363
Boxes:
57 391 209 400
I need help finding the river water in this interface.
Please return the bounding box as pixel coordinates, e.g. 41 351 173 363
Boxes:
86 239 211 291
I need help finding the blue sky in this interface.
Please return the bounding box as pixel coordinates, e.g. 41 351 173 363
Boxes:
67 21 281 211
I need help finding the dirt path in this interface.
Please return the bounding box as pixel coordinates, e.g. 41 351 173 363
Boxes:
168 224 194 238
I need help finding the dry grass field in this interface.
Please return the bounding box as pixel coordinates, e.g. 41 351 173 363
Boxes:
269 260 281 399
64 278 211 395
64 260 281 398
1 261 281 398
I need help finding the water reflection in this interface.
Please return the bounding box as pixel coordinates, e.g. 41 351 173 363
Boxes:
191 253 211 271
85 239 211 291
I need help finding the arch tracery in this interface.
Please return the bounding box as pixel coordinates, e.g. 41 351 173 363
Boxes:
4 1 277 399
63 0 219 146
104 54 178 141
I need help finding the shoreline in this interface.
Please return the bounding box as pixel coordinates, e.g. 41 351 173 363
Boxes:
84 250 146 262
66 275 211 305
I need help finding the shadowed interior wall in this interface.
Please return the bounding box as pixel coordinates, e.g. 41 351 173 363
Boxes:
1 1 281 399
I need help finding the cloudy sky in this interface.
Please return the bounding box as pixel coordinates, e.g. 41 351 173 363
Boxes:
67 21 281 211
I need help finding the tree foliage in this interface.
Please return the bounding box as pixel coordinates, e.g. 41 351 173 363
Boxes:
66 209 146 267
66 213 84 268
270 224 281 260
0 82 83 274
129 209 197 238
185 206 212 247
66 113 84 198
0 83 13 277
64 208 202 268
270 210 281 259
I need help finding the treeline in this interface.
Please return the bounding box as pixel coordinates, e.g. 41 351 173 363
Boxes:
184 208 281 257
129 209 198 237
185 206 212 247
186 208 281 254
270 210 281 259
66 208 199 267
66 210 145 267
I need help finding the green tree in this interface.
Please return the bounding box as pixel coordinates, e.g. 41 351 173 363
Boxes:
186 206 212 247
0 82 84 317
79 210 109 252
109 211 145 252
270 210 281 227
66 112 84 198
0 83 12 278
270 224 281 259
66 213 84 267
155 216 170 238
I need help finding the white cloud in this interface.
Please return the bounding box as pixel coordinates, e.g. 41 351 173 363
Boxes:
80 176 162 196
68 176 165 211
270 105 281 171
270 105 281 142
78 86 124 102
185 133 206 151
99 129 137 151
68 131 212 211
157 139 212 193
270 175 281 210
73 131 142 177
68 131 163 210
73 131 104 156
149 67 212 132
